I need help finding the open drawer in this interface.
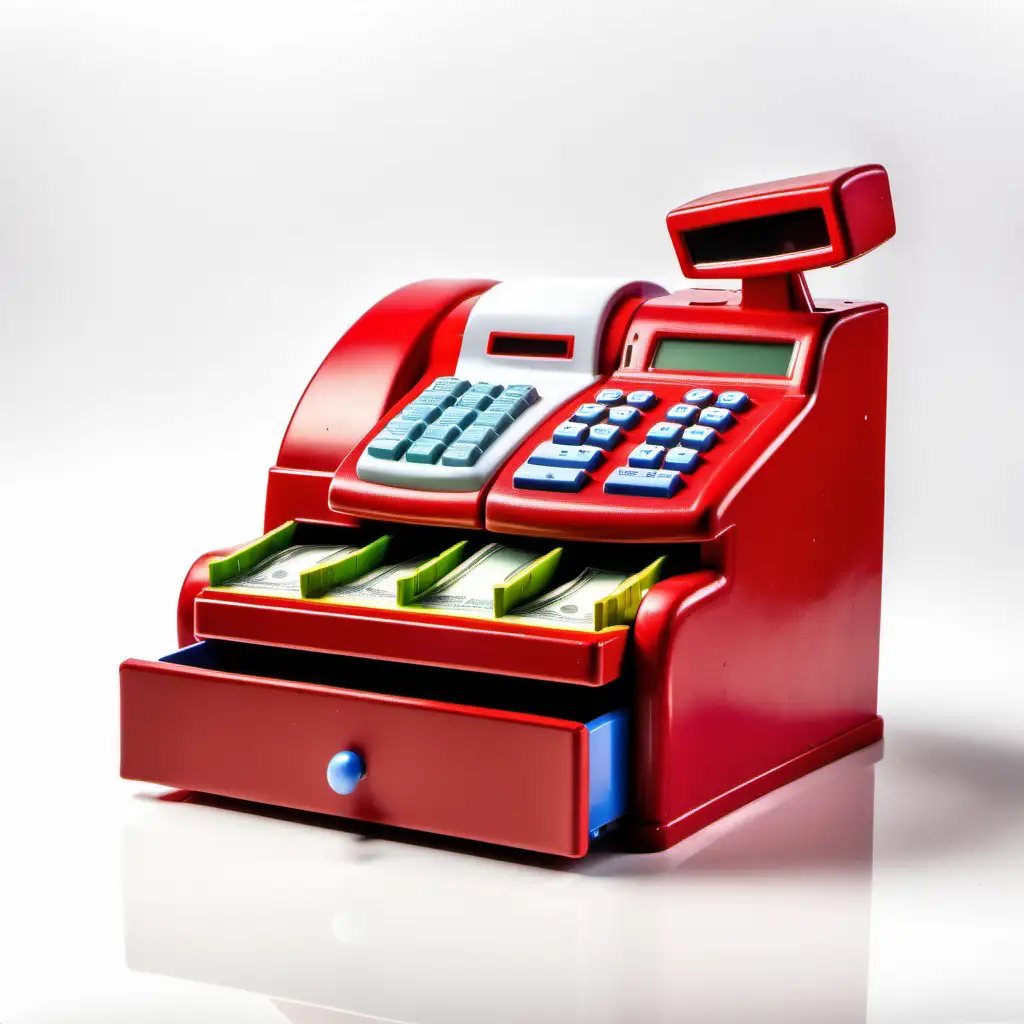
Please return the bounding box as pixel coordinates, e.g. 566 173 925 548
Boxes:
120 642 629 858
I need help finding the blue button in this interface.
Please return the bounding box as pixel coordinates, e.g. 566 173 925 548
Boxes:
528 442 605 472
646 421 684 447
604 467 682 498
607 405 642 429
626 390 658 410
327 750 365 795
665 403 700 425
367 435 411 460
628 444 666 469
460 425 499 450
698 407 735 431
596 388 625 405
681 424 717 452
571 403 608 425
398 402 443 422
504 384 539 405
422 423 461 444
514 463 588 492
405 438 446 464
425 377 471 397
441 443 484 467
684 388 715 407
467 383 504 397
587 424 623 451
553 420 589 444
664 446 701 473
456 392 494 411
438 408 477 429
716 390 750 412
475 410 515 433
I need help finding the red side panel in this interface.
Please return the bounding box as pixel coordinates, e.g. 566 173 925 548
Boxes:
265 279 496 529
120 657 590 857
626 307 888 848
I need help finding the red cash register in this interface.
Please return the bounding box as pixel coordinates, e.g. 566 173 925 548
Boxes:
120 164 896 857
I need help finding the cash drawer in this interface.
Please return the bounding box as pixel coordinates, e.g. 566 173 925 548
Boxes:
120 642 629 858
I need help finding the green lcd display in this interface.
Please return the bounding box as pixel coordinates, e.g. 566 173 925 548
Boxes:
651 338 795 376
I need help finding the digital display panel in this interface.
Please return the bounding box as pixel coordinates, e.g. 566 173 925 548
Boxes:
682 208 830 266
651 338 795 376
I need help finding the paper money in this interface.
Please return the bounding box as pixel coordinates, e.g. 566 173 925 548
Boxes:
415 543 541 616
510 567 629 629
320 555 429 607
227 544 357 594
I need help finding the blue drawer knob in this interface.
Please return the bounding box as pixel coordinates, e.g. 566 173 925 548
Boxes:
326 750 365 795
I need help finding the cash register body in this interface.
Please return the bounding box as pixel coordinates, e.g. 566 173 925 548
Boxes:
121 166 894 857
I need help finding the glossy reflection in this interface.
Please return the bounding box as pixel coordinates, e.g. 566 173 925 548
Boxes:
123 745 883 1024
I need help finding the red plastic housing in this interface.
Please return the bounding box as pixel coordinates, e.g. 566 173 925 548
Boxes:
121 164 893 857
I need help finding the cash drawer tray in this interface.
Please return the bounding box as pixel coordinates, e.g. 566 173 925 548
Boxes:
120 642 628 857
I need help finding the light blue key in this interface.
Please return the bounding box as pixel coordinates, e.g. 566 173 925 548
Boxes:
595 388 625 405
383 419 426 441
367 435 411 460
456 392 494 411
488 397 529 419
528 442 604 472
503 384 539 405
460 425 499 451
398 402 442 422
716 390 750 412
666 403 700 425
425 377 471 397
608 405 642 429
475 410 514 433
405 439 446 464
681 424 717 452
572 403 608 425
514 463 588 493
603 467 682 498
441 442 484 467
467 382 503 397
698 407 735 431
628 444 665 469
438 408 477 429
587 424 623 451
663 446 701 473
626 390 658 410
684 387 715 407
422 423 461 445
646 421 684 447
553 420 589 445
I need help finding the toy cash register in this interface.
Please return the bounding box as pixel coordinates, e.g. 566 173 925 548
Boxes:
120 164 896 858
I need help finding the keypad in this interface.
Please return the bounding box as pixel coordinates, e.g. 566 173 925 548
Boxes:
514 380 755 497
528 442 605 472
604 467 683 498
588 424 623 451
698 407 735 431
366 377 539 470
608 405 642 429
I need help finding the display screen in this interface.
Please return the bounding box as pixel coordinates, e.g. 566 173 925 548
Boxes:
682 208 830 266
651 338 795 376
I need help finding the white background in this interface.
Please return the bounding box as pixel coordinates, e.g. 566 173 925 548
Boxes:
1 1 1022 1021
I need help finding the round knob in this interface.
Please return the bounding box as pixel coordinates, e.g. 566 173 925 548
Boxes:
326 750 365 795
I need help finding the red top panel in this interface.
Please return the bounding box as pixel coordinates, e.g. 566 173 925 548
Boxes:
667 164 895 279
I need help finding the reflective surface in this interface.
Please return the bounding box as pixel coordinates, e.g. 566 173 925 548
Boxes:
9 728 1005 1024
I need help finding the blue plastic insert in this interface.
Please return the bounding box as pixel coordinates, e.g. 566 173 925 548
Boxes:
586 709 629 835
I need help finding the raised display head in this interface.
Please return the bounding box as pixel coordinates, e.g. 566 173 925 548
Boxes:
666 165 895 311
